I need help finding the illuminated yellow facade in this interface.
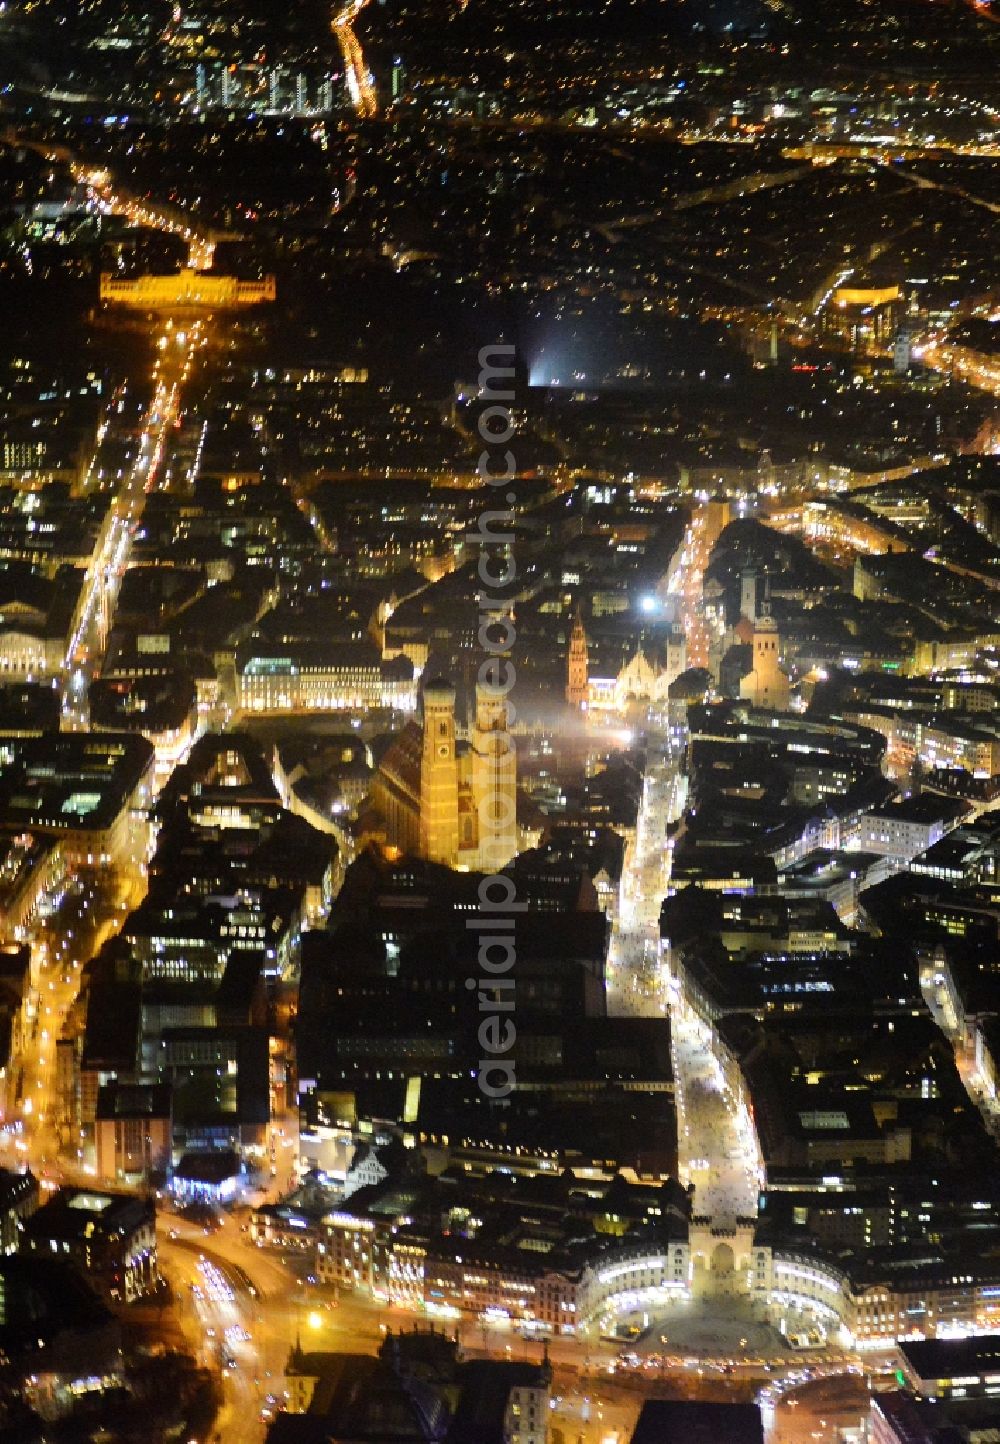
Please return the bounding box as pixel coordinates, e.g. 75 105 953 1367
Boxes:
419 679 461 866
740 608 790 711
100 268 276 309
831 285 901 308
373 679 518 870
565 609 589 708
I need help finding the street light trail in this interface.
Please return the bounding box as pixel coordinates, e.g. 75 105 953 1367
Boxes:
77 164 218 269
58 161 217 726
332 0 471 120
62 324 204 728
668 505 718 671
333 1 379 119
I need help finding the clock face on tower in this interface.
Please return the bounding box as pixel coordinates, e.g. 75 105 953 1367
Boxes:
438 744 450 758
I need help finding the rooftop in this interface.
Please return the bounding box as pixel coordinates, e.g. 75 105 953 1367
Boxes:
629 1400 764 1444
23 1186 154 1244
901 1334 1000 1385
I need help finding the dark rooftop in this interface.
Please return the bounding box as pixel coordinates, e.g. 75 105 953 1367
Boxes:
901 1334 1000 1384
629 1400 764 1444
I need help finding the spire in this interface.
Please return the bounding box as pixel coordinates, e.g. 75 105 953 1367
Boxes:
760 573 773 622
566 604 589 708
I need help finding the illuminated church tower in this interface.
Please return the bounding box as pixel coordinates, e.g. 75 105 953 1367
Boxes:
471 679 518 870
566 607 589 708
740 599 789 711
419 678 460 865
